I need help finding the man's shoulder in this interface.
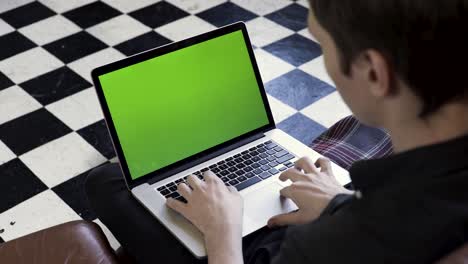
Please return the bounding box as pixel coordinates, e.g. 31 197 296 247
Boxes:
280 183 468 264
274 208 385 264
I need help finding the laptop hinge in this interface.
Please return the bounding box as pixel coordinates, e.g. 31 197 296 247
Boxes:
148 132 266 184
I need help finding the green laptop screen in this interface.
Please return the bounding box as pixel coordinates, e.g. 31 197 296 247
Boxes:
98 30 270 180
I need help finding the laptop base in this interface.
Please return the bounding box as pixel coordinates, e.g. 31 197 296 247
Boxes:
132 128 350 258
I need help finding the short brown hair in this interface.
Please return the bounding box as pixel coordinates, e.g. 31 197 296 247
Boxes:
309 0 468 116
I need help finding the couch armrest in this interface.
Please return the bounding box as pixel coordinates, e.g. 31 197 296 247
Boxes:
0 220 119 264
311 115 393 170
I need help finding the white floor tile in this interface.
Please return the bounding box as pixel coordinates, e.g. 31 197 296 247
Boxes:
39 0 95 13
46 88 103 131
0 47 64 84
88 15 151 46
156 15 216 42
297 0 309 8
0 190 81 241
299 55 335 86
68 48 125 82
0 18 14 37
0 0 33 13
166 0 226 14
246 17 294 48
0 140 16 165
254 48 294 83
102 0 161 13
0 86 42 125
231 0 290 16
300 91 352 128
267 94 297 124
297 27 318 43
19 15 81 46
20 132 107 187
93 219 121 250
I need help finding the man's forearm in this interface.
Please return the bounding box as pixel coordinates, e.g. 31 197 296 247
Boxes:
319 193 355 217
206 235 243 264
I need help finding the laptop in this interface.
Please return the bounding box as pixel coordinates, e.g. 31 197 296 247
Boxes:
91 22 350 258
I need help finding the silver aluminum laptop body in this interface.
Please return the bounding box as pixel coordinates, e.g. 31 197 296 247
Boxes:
92 22 350 259
132 129 350 258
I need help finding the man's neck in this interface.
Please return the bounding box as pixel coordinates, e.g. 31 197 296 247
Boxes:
386 102 468 153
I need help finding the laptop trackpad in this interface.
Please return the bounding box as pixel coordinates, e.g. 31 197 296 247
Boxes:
244 182 297 224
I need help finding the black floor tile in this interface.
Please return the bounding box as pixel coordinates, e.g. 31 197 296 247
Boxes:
196 2 258 27
0 2 56 29
0 32 36 61
114 31 172 56
63 1 121 29
44 31 108 63
277 113 326 145
0 159 48 214
265 3 309 31
263 34 322 67
77 120 116 159
129 2 189 28
0 108 72 155
52 169 99 221
266 69 335 110
0 72 14 91
20 66 92 105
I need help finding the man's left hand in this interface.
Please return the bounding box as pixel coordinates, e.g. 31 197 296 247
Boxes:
166 171 243 260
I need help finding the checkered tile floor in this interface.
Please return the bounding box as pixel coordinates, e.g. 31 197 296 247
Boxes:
0 0 351 247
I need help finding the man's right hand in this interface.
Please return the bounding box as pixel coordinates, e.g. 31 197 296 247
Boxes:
267 157 353 227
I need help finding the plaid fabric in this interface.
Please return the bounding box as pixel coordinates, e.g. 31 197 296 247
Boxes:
310 116 394 170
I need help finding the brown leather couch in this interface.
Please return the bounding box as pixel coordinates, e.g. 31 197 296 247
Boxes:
0 220 466 263
0 221 134 264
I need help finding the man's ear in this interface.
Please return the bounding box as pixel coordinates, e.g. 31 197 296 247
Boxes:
354 50 394 98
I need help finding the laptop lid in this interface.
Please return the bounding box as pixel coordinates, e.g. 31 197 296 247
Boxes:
92 22 275 189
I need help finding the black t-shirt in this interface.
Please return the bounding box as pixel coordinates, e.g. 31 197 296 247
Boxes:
249 134 468 264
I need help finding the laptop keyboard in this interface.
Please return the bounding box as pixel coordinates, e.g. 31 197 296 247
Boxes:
156 140 295 202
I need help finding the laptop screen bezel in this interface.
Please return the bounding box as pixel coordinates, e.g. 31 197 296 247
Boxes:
92 22 276 189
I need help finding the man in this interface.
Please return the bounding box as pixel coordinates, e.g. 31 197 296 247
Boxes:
86 0 468 263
